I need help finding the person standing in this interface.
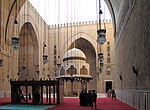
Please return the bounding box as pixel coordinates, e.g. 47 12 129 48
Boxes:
111 89 116 99
28 92 32 100
79 91 84 106
91 90 97 109
87 90 92 106
107 89 112 98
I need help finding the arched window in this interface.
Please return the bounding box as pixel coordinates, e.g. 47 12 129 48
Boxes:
80 66 88 75
60 67 65 75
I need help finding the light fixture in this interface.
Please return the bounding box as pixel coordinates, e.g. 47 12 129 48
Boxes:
22 66 26 70
11 37 19 49
97 0 106 73
11 19 19 50
119 74 123 81
0 59 3 67
17 72 20 76
97 29 106 45
132 66 138 76
98 53 104 72
98 53 104 62
97 0 106 45
43 55 48 64
12 1 19 50
57 63 61 68
43 43 48 64
100 62 104 67
7 75 9 79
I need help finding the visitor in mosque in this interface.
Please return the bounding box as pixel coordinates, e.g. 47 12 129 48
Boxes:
79 90 88 106
33 91 40 104
19 91 25 102
107 89 112 98
111 89 116 100
84 91 88 106
91 90 97 109
87 90 92 106
79 90 84 106
28 92 32 100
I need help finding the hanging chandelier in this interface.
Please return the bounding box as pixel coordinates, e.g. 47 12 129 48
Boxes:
98 53 104 62
97 0 106 45
43 55 48 64
11 19 19 50
97 29 106 45
12 1 19 50
0 59 3 67
97 0 106 73
98 53 104 71
43 43 48 64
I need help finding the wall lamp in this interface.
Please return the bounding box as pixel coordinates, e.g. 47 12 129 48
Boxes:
119 72 123 81
132 66 138 76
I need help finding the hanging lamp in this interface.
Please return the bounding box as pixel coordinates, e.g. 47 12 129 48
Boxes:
97 29 106 45
97 0 106 73
98 52 104 62
11 1 19 50
0 59 3 67
97 0 106 45
43 43 48 64
43 55 48 64
11 19 19 50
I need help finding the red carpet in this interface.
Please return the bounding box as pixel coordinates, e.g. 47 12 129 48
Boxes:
0 97 137 110
46 98 137 110
0 98 11 106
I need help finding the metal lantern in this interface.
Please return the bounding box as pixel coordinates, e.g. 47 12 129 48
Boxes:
57 63 61 68
22 66 26 70
11 37 19 50
43 55 48 64
97 29 106 45
100 62 104 67
99 68 102 73
98 53 104 71
98 53 104 62
7 75 9 79
11 19 19 50
0 59 3 67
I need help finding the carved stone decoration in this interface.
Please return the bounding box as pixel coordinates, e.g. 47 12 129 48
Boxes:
67 65 77 77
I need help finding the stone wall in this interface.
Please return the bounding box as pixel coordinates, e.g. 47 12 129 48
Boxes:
116 89 150 110
115 0 150 109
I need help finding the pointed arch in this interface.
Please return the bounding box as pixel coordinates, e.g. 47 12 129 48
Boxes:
18 22 39 80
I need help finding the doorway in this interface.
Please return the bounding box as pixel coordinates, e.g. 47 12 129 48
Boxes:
106 81 112 93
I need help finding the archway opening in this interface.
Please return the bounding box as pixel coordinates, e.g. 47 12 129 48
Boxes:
69 37 97 90
18 22 39 80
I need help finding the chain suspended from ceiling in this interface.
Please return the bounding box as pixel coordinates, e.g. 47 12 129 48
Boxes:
57 0 61 68
97 0 107 73
11 0 19 50
43 0 48 65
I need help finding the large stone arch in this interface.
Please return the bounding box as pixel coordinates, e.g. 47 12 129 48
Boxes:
69 37 97 90
18 22 39 80
62 32 97 52
17 1 48 79
104 0 116 36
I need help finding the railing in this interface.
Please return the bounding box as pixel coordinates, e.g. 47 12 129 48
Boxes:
115 89 150 110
